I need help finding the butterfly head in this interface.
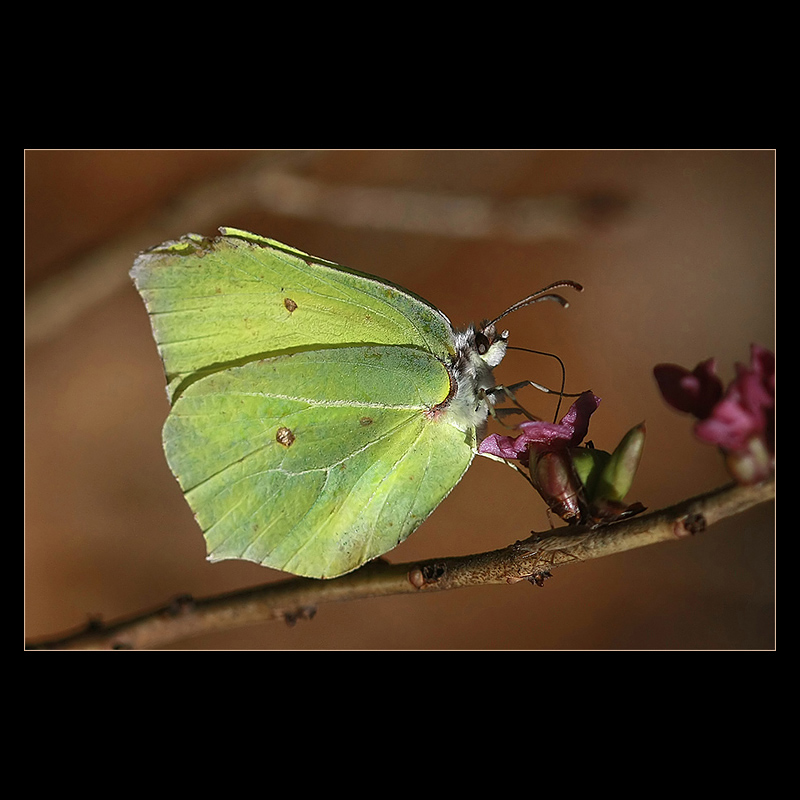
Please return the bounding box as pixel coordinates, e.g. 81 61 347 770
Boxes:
474 320 509 368
446 322 509 431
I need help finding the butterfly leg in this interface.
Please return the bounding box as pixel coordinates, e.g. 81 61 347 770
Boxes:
487 381 589 424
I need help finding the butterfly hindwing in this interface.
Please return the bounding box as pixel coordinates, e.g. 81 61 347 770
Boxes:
163 346 475 578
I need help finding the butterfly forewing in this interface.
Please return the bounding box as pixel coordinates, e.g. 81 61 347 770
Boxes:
131 229 454 402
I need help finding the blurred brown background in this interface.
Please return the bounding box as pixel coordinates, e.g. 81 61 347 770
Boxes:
25 150 775 650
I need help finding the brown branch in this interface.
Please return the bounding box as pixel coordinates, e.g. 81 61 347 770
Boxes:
26 477 774 650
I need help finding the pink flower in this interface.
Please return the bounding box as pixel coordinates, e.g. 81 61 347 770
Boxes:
479 392 601 466
479 393 645 525
654 345 774 484
652 358 723 419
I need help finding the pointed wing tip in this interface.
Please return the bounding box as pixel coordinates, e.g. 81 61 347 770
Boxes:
130 232 219 286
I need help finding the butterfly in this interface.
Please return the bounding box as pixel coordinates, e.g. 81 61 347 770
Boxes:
131 227 579 578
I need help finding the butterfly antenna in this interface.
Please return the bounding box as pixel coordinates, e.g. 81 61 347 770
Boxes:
487 280 584 422
486 280 583 328
505 346 588 422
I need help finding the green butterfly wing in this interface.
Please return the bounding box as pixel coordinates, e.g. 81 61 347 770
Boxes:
131 227 455 403
132 228 475 578
164 347 473 578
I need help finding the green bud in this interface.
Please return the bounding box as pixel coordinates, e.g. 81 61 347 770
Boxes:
568 447 610 501
594 422 646 503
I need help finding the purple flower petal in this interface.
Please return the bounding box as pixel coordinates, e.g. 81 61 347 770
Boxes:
479 392 601 463
653 358 723 419
517 391 601 452
478 431 531 460
694 344 775 454
693 395 761 451
750 343 775 388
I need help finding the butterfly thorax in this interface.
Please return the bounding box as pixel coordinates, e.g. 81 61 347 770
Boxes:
446 322 508 433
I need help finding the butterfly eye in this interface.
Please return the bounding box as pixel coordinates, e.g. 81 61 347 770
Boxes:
475 331 491 355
